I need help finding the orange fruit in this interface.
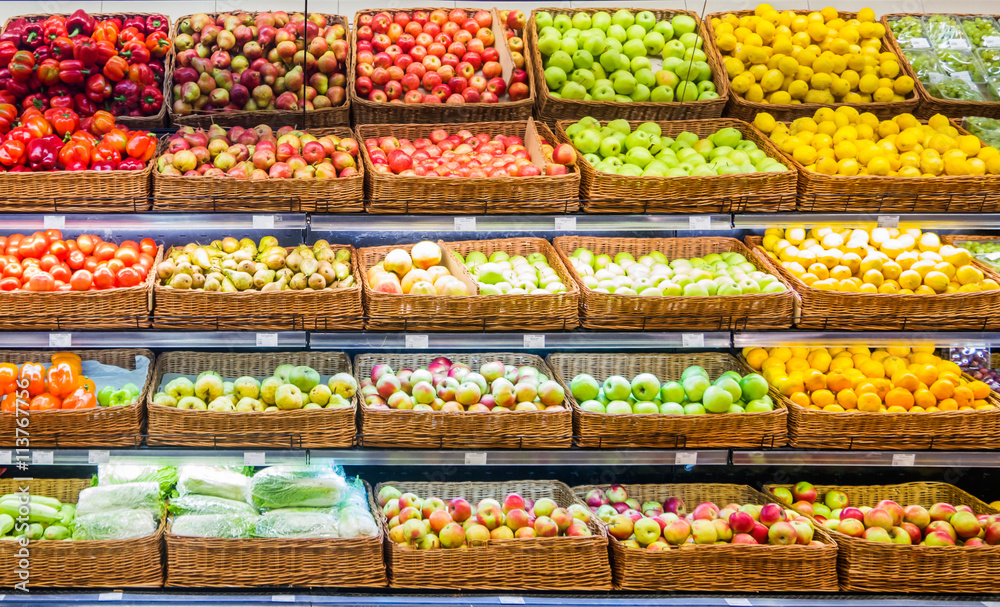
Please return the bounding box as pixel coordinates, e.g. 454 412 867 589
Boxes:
857 392 882 412
940 372 962 387
953 386 974 408
803 369 828 392
913 364 939 386
812 389 835 407
855 380 877 395
929 379 955 400
789 391 811 407
891 371 919 392
969 380 991 399
872 378 893 400
938 398 958 411
885 387 914 410
837 388 858 409
827 372 852 393
823 404 846 412
913 388 936 409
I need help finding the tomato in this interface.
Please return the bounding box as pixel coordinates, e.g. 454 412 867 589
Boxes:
50 264 70 283
116 267 141 288
2 262 21 279
106 258 124 274
77 234 95 254
65 239 79 252
48 240 67 259
66 249 85 270
139 238 157 257
134 265 148 280
119 240 139 252
93 266 114 289
44 229 62 243
0 277 17 291
137 253 154 271
39 254 59 272
0 236 6 250
19 235 46 259
94 242 117 261
5 234 21 255
114 246 138 266
83 256 99 273
28 271 55 292
69 269 92 291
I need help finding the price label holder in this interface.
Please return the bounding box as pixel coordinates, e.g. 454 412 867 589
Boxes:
892 453 916 467
32 451 53 465
909 38 931 48
454 217 476 231
256 333 279 347
244 452 266 466
271 596 297 603
49 333 72 348
689 216 711 230
675 452 698 466
253 215 275 229
725 599 752 607
0 452 10 465
405 335 429 349
499 598 525 605
43 215 65 229
98 593 123 601
877 215 899 228
947 38 970 49
682 334 705 348
523 335 545 348
465 452 487 465
983 36 1000 47
88 450 110 464
554 217 576 231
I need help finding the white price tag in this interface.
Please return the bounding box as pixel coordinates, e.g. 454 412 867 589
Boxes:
271 595 296 603
499 598 525 605
98 593 123 601
983 36 1000 47
892 453 916 466
947 38 970 49
554 217 576 231
48 333 72 348
689 216 711 230
675 452 698 466
909 38 931 48
877 215 899 228
981 602 1000 607
523 335 545 348
953 70 976 85
0 451 11 465
454 217 476 231
256 333 279 347
43 215 65 229
88 450 110 464
725 600 752 607
252 215 275 229
405 334 429 349
244 452 266 466
682 333 705 347
31 451 53 465
464 452 487 465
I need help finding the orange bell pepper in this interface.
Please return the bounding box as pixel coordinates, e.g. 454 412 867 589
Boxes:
0 362 17 395
18 362 45 397
50 352 82 375
1 393 16 412
61 387 95 410
29 393 60 411
72 376 96 395
46 361 76 398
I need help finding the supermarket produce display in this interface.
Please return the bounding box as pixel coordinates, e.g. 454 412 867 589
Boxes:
8 0 1000 604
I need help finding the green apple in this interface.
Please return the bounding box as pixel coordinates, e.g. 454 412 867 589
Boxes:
607 24 627 43
635 67 655 88
535 11 554 30
548 50 574 73
643 31 666 55
740 373 769 401
693 138 714 156
683 283 708 296
592 83 616 100
580 400 606 414
679 32 703 49
674 60 699 81
626 24 646 40
763 282 786 293
544 66 568 90
635 11 656 32
690 165 716 176
560 37 579 54
659 402 685 415
676 81 699 101
683 402 706 415
561 81 587 99
702 385 733 413
650 85 674 102
728 404 746 414
655 69 679 88
599 136 622 157
583 34 606 56
612 9 635 29
629 84 650 101
572 49 595 70
603 375 632 401
714 376 743 402
623 130 651 150
592 11 611 31
660 281 682 295
553 14 572 33
625 147 653 168
664 167 688 177
717 283 743 295
617 164 642 176
606 400 633 415
570 373 601 401
571 68 596 90
630 55 652 72
604 38 622 54
654 21 674 39
537 34 561 56
599 49 622 72
671 14 697 36
572 128 601 154
571 12 592 30
745 398 774 413
634 401 659 414
662 40 686 59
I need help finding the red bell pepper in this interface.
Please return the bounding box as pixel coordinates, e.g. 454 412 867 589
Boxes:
119 27 144 44
20 94 47 112
146 15 169 34
125 131 156 161
148 62 164 85
66 9 95 38
22 116 52 139
92 142 120 167
86 74 110 102
102 56 128 82
145 31 169 59
73 93 98 116
36 59 60 87
92 20 119 44
102 128 127 153
128 63 154 86
8 51 35 81
58 139 92 168
50 36 74 61
88 111 115 136
0 19 26 46
120 40 149 65
32 45 50 64
20 23 43 49
90 161 116 171
0 42 17 67
7 126 31 146
112 79 140 109
58 59 91 85
94 40 116 63
72 38 98 66
123 16 146 34
51 110 79 137
118 157 144 170
139 86 163 114
0 139 25 167
62 161 87 171
26 135 63 171
48 85 73 111
42 18 67 44
0 104 17 133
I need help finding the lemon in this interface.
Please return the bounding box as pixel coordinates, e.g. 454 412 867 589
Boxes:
788 79 810 99
778 55 799 76
867 156 890 176
958 135 982 156
810 72 832 89
857 7 876 22
731 73 754 94
753 112 777 133
746 84 765 102
858 74 879 93
837 158 860 175
793 145 819 165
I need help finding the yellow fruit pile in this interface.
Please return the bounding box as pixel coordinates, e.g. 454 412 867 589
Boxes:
759 227 999 295
711 4 913 105
744 345 995 413
754 108 1000 177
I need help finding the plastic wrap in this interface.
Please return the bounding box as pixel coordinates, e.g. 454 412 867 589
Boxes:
72 509 158 540
337 506 379 538
170 514 257 538
76 482 163 518
252 509 339 538
339 477 369 509
167 495 259 518
177 466 252 502
250 465 347 510
97 464 179 497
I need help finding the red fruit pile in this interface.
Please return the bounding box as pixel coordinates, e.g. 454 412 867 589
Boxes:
173 11 348 115
0 231 156 292
0 11 170 118
355 9 530 104
366 128 573 178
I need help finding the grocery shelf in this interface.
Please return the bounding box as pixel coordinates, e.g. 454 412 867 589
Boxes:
734 212 1000 230
0 332 307 349
0 213 308 231
732 450 1000 468
309 213 733 233
308 331 733 350
733 331 1000 348
310 449 728 467
4 449 308 466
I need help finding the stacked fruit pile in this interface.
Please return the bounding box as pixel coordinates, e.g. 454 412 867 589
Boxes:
757 227 998 295
779 482 1000 546
743 345 995 413
0 11 170 118
173 12 347 114
355 9 528 105
585 485 822 548
459 249 568 295
363 356 566 413
158 125 360 180
712 4 913 105
366 241 468 296
379 485 591 548
0 353 139 411
535 9 717 103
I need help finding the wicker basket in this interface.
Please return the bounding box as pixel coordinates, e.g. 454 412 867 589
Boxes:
573 483 838 592
746 235 1000 330
549 352 788 449
0 478 165 588
0 159 153 213
151 128 364 213
738 350 1000 449
552 236 799 331
146 351 357 448
1 13 171 129
555 118 797 213
0 349 153 448
152 244 363 331
354 352 572 448
705 10 919 122
0 246 159 330
165 480 385 587
350 9 534 125
765 482 1000 593
376 480 611 590
168 13 350 129
771 117 1000 212
528 8 728 123
883 14 1000 120
357 120 580 214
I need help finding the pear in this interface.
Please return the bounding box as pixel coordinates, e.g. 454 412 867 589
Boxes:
338 275 355 288
232 249 252 263
308 274 327 289
286 251 303 272
192 247 212 270
168 273 193 289
276 268 293 281
221 258 238 271
222 277 238 292
300 257 319 276
223 270 253 291
316 247 335 262
203 277 221 291
332 261 350 280
259 235 279 251
237 259 256 274
289 273 308 290
318 262 337 284
238 238 257 254
336 249 351 263
261 276 288 292
253 269 276 289
191 273 206 289
313 239 330 250
157 259 176 279
264 253 286 270
221 236 240 253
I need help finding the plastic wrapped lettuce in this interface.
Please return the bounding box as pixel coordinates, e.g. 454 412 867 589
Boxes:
171 514 256 538
72 509 157 540
251 465 347 510
167 495 259 518
97 464 179 497
337 505 379 538
252 509 339 538
177 466 252 502
339 477 369 509
76 482 163 518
